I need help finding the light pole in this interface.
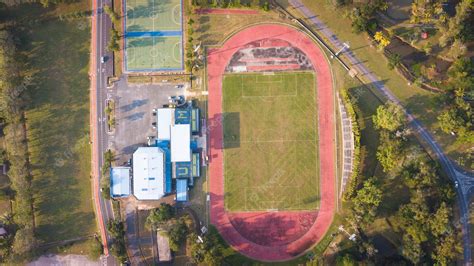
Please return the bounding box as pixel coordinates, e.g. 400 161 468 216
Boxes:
331 42 350 58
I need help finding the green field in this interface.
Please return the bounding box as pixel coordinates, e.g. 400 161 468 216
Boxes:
14 3 96 245
126 0 182 32
223 72 319 211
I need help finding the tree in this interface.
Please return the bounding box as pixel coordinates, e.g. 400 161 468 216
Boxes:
262 1 270 11
376 132 403 173
106 219 125 238
106 219 127 263
352 179 382 225
401 160 437 189
432 232 462 265
447 58 474 97
437 108 466 135
439 0 473 47
410 0 444 24
429 202 451 237
447 39 467 59
107 29 120 52
401 234 424 264
387 53 401 70
374 31 390 50
189 227 225 266
373 102 405 132
0 30 36 262
336 254 357 266
104 5 120 26
167 218 189 251
146 203 174 229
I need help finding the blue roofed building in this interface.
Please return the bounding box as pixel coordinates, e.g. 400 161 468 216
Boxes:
110 167 131 198
109 104 201 201
176 179 188 202
155 104 202 202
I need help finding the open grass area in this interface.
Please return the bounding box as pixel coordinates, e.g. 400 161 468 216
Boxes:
279 0 470 167
11 2 96 245
222 72 319 211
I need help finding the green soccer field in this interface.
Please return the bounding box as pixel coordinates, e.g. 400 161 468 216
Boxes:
126 0 182 32
223 72 320 211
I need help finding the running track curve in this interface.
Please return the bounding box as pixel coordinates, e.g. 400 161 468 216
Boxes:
207 24 336 261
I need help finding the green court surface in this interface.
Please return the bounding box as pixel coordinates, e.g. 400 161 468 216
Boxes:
222 72 320 211
126 0 182 32
126 36 182 70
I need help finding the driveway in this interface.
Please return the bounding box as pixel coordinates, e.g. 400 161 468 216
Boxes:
110 78 185 164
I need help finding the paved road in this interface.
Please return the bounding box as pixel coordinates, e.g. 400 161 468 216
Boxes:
92 0 116 263
287 0 473 263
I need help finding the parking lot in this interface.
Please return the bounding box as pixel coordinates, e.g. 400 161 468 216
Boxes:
109 78 185 164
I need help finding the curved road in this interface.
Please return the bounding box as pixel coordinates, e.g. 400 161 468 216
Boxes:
287 0 473 264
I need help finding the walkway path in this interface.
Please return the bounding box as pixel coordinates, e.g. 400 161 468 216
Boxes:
288 0 473 263
337 93 354 199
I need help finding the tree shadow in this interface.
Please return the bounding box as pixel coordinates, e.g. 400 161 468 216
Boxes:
120 99 149 112
124 111 145 121
223 112 240 149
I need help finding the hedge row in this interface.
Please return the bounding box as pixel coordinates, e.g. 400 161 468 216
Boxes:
339 89 361 201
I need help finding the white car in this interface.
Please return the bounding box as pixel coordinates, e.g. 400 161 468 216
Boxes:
100 56 106 63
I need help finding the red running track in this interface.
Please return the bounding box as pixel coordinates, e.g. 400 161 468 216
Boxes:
207 24 335 261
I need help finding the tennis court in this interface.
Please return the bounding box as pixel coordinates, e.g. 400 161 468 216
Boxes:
124 0 183 71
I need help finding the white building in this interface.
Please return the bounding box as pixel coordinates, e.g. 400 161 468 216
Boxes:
132 147 165 200
170 124 191 162
110 167 131 198
157 108 174 141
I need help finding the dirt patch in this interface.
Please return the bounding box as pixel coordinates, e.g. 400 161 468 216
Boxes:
226 39 313 73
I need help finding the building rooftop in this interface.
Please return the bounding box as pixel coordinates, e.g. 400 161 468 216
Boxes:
133 147 165 200
157 108 174 141
110 167 131 198
176 178 188 202
170 124 191 162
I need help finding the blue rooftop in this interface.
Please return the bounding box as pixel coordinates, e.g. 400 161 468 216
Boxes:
176 179 188 202
110 167 131 198
175 109 191 125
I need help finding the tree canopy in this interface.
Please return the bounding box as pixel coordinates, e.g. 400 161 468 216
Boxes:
352 179 382 225
146 203 174 229
373 102 405 132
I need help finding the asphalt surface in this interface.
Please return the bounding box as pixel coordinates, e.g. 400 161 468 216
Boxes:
288 0 473 264
112 80 185 164
93 0 116 264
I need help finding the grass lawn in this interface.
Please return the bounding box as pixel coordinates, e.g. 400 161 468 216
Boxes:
279 0 471 167
11 2 96 245
222 72 319 211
